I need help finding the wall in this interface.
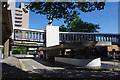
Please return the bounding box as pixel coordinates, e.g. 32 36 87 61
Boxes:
45 25 59 47
21 3 29 29
107 45 120 51
55 57 101 68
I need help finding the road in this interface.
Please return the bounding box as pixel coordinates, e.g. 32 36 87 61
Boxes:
1 57 120 79
19 58 64 73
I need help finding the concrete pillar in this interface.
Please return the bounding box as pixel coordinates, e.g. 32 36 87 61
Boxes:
45 49 60 60
9 45 12 56
26 47 29 55
4 39 10 58
61 49 65 57
43 25 60 60
43 50 47 59
0 1 2 45
70 49 75 58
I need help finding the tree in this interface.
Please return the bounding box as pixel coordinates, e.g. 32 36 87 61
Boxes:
30 2 105 26
12 47 27 54
60 16 100 32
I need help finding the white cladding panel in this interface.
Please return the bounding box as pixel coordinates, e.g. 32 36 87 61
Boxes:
46 25 59 47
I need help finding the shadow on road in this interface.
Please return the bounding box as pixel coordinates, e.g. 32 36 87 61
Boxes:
2 63 33 79
1 57 120 80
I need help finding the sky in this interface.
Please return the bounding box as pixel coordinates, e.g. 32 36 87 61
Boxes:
16 2 119 34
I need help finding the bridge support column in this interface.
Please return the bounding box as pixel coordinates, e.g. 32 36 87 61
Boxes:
45 49 60 60
9 45 12 56
43 50 47 59
44 25 60 60
70 49 75 58
61 49 65 57
26 47 29 55
4 39 10 58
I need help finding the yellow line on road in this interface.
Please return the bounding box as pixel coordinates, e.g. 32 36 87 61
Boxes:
19 59 28 72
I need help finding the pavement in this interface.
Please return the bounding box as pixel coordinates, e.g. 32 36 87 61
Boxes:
1 56 120 79
1 57 32 79
101 61 119 69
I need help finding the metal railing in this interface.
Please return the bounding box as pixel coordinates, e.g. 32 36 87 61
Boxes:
14 29 120 43
59 32 120 43
14 29 45 42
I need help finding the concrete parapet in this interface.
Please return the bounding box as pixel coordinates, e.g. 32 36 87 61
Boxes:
44 25 59 47
55 57 101 68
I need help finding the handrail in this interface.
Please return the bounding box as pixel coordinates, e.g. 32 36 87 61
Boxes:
59 32 120 42
59 32 120 36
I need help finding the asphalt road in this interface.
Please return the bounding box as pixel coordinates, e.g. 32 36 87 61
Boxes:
18 58 120 78
19 58 64 73
1 57 120 79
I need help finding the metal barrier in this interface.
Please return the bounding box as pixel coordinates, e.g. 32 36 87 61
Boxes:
14 28 45 42
59 32 120 43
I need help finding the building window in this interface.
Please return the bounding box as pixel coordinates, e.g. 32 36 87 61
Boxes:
15 10 22 13
15 24 21 27
15 17 22 20
15 14 22 16
15 21 22 23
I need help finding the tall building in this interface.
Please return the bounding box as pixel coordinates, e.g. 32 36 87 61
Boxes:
14 3 29 29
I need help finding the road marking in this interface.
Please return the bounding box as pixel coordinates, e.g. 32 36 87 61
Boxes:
19 59 28 71
32 65 37 69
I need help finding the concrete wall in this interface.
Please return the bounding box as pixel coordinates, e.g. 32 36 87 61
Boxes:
4 39 10 58
0 2 2 45
107 45 120 51
21 3 29 29
55 57 101 68
14 3 29 29
7 0 15 28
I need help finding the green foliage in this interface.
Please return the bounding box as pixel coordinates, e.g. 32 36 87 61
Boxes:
12 47 27 53
1 47 4 52
30 2 105 26
60 16 100 32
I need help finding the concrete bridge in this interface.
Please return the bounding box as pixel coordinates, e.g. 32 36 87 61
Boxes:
9 26 120 68
12 26 120 59
13 27 45 43
13 26 120 48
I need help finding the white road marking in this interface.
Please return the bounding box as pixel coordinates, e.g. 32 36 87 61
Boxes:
32 65 37 69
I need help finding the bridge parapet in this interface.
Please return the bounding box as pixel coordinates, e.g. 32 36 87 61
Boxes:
14 28 45 42
13 26 120 45
59 32 120 43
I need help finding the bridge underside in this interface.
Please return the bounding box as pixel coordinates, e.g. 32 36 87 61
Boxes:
39 41 111 50
11 43 43 47
38 41 111 60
